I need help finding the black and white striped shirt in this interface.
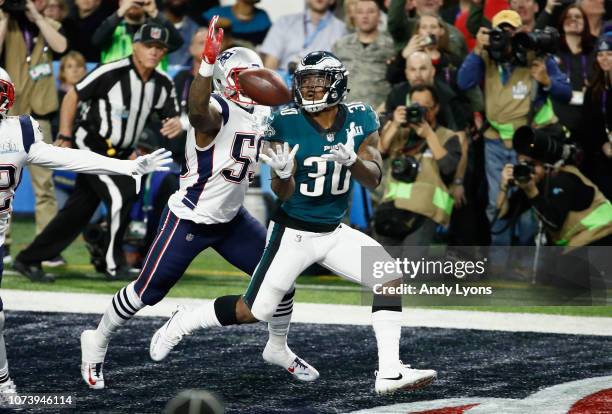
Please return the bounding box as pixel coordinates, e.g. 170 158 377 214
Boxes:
74 56 179 159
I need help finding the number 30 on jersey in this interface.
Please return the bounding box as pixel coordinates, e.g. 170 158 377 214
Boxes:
299 157 350 197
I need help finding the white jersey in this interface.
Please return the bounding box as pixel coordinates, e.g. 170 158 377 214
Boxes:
168 94 270 224
0 115 139 246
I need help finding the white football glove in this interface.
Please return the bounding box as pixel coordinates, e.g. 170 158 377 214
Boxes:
132 148 173 175
260 142 299 180
321 122 358 166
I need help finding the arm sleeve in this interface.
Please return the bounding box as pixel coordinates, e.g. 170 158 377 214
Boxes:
387 0 410 48
457 52 485 91
466 2 490 37
91 12 121 48
26 142 135 176
545 56 572 103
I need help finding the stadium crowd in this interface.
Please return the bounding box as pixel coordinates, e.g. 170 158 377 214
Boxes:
0 0 610 282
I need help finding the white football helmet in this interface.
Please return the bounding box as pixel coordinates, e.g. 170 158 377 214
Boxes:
0 68 15 115
213 47 263 109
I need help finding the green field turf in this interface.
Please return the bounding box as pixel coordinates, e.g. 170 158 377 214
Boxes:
3 217 611 317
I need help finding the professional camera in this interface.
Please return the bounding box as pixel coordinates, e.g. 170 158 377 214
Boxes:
512 27 560 56
513 161 535 184
391 155 420 183
1 0 26 12
486 28 511 61
513 126 579 165
405 103 427 125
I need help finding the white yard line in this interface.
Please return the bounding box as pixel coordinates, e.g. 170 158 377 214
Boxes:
1 289 610 336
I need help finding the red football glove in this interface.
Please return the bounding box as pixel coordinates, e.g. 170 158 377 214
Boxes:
202 15 224 65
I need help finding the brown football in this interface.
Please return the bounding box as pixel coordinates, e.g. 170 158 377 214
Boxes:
238 68 292 106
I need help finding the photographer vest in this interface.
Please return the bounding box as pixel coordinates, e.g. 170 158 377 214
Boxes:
483 53 556 145
101 21 168 71
550 166 612 247
382 126 456 226
4 17 59 116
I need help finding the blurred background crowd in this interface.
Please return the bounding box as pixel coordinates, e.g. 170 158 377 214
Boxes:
0 0 611 282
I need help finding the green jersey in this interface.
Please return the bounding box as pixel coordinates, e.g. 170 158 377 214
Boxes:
266 103 380 226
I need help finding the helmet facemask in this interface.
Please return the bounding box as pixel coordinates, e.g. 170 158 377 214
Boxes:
219 66 257 109
0 79 15 115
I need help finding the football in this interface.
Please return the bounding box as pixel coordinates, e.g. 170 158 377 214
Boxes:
238 68 292 106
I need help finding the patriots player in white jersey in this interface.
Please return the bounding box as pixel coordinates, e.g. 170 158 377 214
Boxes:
0 68 172 397
78 17 317 390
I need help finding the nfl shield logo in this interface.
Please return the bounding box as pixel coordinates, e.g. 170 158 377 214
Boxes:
151 28 162 39
326 133 334 142
186 233 194 242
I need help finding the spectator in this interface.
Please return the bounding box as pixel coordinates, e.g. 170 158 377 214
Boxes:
43 0 69 22
203 0 271 47
457 10 571 246
162 0 199 68
332 0 394 110
580 0 606 37
510 0 539 32
553 5 596 134
579 33 612 199
260 0 346 72
92 0 183 66
0 0 68 239
376 84 461 247
51 51 87 138
387 14 464 84
387 0 468 60
446 0 477 51
14 23 182 281
343 0 388 32
385 51 472 132
62 0 114 63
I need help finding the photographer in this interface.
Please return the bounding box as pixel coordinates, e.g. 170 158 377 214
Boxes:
0 0 67 239
92 0 183 66
457 10 571 246
497 126 612 247
376 84 461 246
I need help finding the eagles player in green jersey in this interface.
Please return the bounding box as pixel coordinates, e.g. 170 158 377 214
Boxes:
150 51 437 394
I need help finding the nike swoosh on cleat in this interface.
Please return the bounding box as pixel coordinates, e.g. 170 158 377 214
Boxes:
382 373 403 380
288 367 295 373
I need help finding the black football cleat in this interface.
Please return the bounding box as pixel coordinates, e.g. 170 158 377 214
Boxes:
13 259 55 283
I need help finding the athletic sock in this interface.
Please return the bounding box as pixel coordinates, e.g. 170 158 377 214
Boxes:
372 309 402 377
0 363 8 384
264 290 295 367
95 282 145 347
176 301 222 335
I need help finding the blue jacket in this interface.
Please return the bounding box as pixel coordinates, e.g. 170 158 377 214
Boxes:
457 53 572 108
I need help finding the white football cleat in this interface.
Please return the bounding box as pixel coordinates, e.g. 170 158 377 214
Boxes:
374 363 437 395
262 341 320 382
150 307 188 362
0 378 17 396
80 330 107 390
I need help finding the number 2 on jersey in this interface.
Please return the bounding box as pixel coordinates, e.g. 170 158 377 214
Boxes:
300 157 351 197
0 165 17 212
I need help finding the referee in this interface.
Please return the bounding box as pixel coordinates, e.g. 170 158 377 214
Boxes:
14 23 182 281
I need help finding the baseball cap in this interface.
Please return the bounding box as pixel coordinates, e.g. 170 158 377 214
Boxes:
492 10 522 29
595 32 612 53
133 23 170 49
